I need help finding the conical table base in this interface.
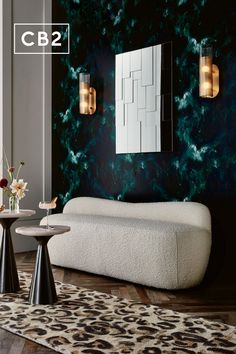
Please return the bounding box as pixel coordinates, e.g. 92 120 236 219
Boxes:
29 236 57 305
0 218 20 293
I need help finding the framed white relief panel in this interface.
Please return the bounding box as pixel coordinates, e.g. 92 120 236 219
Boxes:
115 42 173 154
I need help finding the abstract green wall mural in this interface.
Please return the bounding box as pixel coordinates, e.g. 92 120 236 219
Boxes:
52 0 236 213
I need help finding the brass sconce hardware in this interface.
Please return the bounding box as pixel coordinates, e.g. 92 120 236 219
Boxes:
199 45 219 98
79 73 96 114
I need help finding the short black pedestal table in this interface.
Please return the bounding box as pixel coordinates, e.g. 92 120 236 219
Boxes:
0 210 35 293
15 225 70 305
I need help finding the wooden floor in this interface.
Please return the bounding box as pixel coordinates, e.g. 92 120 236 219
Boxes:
0 251 236 353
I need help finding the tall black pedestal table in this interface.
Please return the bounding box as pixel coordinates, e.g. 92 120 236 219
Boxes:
0 210 35 293
15 225 70 305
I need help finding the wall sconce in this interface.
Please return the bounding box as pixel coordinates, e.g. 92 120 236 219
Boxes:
79 73 96 114
199 45 219 98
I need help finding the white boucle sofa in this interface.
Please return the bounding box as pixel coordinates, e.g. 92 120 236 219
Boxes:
41 197 212 289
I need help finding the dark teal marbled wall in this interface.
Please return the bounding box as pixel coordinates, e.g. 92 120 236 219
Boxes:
52 0 236 281
53 0 236 212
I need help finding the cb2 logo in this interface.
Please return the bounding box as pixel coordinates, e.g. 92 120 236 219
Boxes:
21 31 62 47
14 23 70 54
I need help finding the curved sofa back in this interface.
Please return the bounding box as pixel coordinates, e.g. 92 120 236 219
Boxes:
63 197 211 232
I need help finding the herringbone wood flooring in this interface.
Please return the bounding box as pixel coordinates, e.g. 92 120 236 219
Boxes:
0 251 236 353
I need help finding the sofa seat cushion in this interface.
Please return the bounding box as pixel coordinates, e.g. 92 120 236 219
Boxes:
42 213 211 289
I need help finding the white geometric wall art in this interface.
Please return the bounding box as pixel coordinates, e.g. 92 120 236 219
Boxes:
115 42 173 154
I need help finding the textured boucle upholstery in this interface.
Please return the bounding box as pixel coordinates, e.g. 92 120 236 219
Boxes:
41 197 211 289
64 197 211 231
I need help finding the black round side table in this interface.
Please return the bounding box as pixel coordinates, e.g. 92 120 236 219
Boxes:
15 225 70 305
0 210 35 293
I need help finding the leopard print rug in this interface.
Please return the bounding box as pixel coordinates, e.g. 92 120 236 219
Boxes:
0 272 235 354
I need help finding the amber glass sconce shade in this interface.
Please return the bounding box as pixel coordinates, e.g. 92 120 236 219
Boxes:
199 46 219 98
79 73 96 114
